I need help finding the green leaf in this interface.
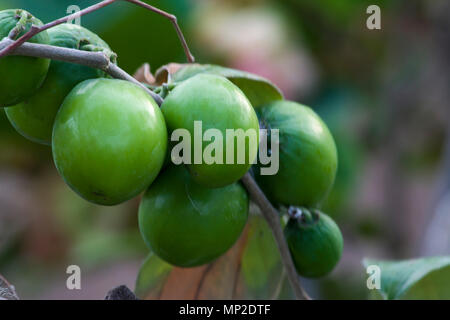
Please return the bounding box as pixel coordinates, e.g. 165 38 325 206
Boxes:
239 215 285 299
135 252 173 299
363 256 450 300
172 64 283 108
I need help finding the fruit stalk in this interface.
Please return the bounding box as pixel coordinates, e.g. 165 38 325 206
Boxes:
241 173 311 300
0 38 163 105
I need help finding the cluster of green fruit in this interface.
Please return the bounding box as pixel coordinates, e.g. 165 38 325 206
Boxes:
1 9 342 279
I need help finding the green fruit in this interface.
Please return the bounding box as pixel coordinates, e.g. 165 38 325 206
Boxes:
0 9 50 107
284 209 343 278
161 74 259 188
6 23 114 145
139 165 249 267
255 100 337 207
52 78 167 206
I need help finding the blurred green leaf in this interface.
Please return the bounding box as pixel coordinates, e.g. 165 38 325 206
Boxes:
240 214 284 299
135 253 173 299
289 0 370 25
0 1 11 11
173 64 284 107
363 256 450 299
72 230 146 268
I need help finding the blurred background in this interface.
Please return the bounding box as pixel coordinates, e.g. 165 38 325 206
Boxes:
0 0 449 299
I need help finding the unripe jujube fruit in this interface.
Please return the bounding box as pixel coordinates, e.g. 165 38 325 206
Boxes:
0 9 50 107
52 78 167 206
138 165 249 267
161 74 259 188
6 23 115 145
284 209 343 278
254 100 337 207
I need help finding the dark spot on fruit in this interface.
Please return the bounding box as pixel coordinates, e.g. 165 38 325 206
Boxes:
92 190 106 198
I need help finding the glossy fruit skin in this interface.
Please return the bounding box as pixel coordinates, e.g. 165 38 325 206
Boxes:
138 165 249 267
161 74 259 188
6 23 113 145
52 78 167 206
255 101 337 207
0 9 50 107
285 210 343 278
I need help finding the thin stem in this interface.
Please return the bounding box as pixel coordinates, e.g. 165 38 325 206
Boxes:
0 38 163 105
124 0 195 63
0 0 118 58
241 173 311 300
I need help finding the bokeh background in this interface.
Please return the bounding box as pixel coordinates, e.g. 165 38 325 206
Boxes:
0 0 449 299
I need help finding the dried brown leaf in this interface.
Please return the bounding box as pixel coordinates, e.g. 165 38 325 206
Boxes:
138 214 290 300
133 63 156 85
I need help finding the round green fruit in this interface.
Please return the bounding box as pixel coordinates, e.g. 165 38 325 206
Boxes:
0 9 50 107
254 100 337 207
138 165 249 267
6 23 114 145
284 209 343 278
52 78 167 206
161 73 259 188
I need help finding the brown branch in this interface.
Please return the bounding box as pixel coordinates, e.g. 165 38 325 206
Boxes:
0 38 163 105
241 173 311 300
